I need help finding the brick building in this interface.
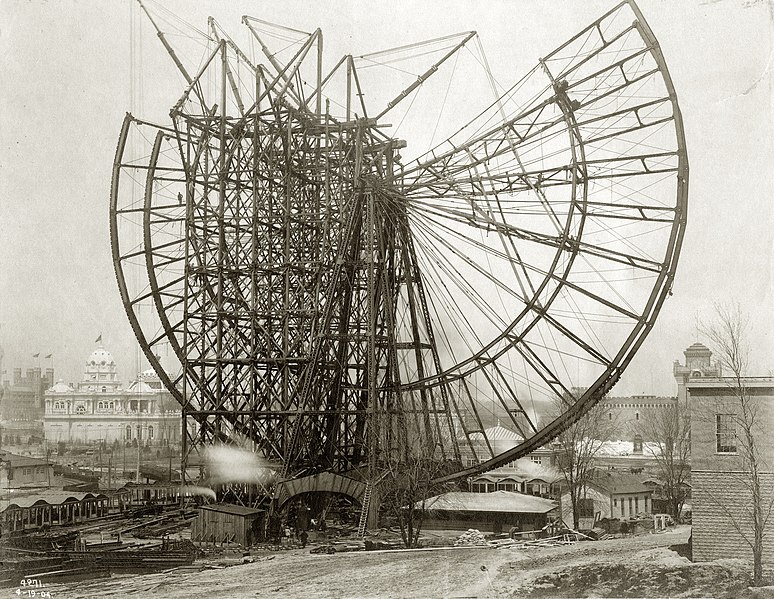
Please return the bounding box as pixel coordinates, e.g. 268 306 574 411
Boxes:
689 376 774 565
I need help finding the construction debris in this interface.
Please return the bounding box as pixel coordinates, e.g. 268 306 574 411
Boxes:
454 529 489 547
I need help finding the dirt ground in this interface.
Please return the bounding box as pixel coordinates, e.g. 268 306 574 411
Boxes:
44 525 767 599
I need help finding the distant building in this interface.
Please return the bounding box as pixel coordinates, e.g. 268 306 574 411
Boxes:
460 424 562 497
1 366 54 421
0 364 53 445
688 376 774 565
674 342 722 403
599 393 676 441
557 471 653 528
0 451 54 494
43 341 180 446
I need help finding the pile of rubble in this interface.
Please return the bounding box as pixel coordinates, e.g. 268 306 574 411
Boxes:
454 529 488 547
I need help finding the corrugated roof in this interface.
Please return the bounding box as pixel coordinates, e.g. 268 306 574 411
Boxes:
0 491 107 512
199 503 264 516
419 491 557 514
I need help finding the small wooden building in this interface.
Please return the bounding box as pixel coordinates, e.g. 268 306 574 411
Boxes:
191 503 265 546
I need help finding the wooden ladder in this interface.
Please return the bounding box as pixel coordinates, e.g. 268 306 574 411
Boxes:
357 483 372 538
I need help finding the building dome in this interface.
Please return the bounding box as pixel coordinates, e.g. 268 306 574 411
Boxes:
86 347 116 367
50 379 71 393
80 339 121 391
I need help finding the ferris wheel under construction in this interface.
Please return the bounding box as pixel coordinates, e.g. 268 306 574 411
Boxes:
110 0 687 512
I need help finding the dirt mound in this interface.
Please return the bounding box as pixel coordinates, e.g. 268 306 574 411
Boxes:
514 557 752 598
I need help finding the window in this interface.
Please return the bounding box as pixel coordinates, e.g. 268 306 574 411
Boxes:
529 456 542 465
628 497 633 515
148 426 154 440
608 412 612 420
716 414 737 453
633 434 643 453
635 412 640 421
125 425 132 440
635 497 639 513
75 405 86 414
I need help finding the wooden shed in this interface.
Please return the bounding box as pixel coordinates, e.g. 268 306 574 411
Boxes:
191 503 265 546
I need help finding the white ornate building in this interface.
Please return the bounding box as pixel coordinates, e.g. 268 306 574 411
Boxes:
43 342 180 446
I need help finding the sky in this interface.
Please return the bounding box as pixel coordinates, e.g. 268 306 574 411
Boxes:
0 0 772 398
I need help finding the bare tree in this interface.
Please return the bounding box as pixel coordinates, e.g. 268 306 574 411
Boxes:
378 447 458 548
640 401 691 519
551 400 618 530
702 302 774 586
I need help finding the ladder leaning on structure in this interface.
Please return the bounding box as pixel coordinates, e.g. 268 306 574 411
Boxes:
357 483 372 538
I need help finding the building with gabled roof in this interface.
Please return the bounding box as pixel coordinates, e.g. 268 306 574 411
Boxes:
557 470 654 528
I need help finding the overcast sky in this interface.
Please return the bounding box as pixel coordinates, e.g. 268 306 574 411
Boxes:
0 0 772 397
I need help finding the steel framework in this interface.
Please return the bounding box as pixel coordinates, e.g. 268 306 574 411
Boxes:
110 0 687 487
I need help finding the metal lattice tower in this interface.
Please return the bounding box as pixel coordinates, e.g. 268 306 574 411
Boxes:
111 0 687 487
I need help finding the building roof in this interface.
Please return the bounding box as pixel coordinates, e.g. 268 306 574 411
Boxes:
469 425 523 442
1 491 108 512
419 491 557 514
86 346 115 368
199 503 264 516
684 342 711 354
126 380 156 393
596 440 662 457
0 452 53 468
49 379 72 393
591 472 651 495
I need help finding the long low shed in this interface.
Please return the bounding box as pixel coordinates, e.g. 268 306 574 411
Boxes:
416 490 558 534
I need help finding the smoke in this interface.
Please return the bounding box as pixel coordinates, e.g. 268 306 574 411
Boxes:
510 457 561 482
204 445 278 486
180 485 217 501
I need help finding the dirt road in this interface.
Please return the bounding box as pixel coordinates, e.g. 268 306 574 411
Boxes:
45 526 757 598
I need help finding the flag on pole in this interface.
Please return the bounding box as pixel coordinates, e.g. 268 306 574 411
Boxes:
95 333 102 343
32 353 40 358
45 354 52 359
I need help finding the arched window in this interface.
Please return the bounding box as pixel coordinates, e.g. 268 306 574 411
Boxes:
125 425 132 440
101 386 107 393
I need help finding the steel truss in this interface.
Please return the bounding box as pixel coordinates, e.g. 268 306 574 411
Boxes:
111 0 687 487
